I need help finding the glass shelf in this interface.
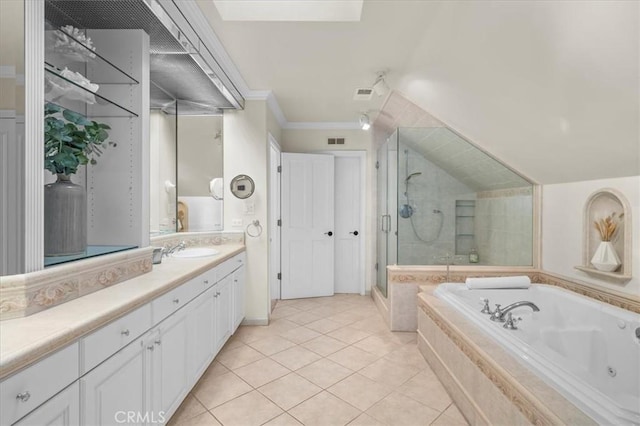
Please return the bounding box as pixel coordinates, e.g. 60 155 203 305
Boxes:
45 65 138 118
45 22 138 85
45 245 138 267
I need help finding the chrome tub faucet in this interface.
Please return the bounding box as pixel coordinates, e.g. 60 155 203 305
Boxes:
490 301 540 323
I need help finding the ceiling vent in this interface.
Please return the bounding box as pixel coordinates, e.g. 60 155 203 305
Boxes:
353 88 373 101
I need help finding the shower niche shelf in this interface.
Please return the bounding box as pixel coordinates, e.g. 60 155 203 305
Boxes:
455 200 476 255
574 188 632 283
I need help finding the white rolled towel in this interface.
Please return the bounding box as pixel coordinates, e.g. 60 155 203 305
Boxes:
465 276 531 290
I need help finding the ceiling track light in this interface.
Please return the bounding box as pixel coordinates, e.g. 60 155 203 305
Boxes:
359 113 371 130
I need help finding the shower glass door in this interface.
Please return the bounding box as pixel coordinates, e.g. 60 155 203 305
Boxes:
376 139 389 297
376 131 399 297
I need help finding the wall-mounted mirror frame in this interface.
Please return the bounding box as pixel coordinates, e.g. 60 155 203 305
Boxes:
230 174 255 199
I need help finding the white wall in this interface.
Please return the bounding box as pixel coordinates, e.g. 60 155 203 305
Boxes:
224 100 272 323
281 128 376 293
397 1 639 184
542 176 640 296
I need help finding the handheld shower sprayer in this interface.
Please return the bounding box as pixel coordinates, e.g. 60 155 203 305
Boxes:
405 172 422 183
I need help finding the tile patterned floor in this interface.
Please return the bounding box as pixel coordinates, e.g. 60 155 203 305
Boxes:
169 294 469 426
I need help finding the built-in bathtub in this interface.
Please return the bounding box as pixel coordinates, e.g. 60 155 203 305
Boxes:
433 283 640 425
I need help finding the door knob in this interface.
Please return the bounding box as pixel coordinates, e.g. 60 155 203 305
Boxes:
325 231 333 236
349 231 359 236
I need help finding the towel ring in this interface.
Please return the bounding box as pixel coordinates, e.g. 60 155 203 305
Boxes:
246 220 262 238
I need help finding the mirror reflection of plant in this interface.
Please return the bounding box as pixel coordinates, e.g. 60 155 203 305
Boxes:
44 102 117 176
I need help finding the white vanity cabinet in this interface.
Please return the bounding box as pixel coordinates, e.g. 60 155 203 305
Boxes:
1 251 245 426
232 263 246 330
13 382 80 426
214 275 232 353
80 338 149 426
188 286 216 383
149 306 190 421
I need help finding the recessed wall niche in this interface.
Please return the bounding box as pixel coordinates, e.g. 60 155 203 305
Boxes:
575 188 632 282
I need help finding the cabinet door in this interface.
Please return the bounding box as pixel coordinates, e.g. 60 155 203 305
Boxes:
81 339 149 426
188 287 216 383
152 307 190 421
14 382 79 426
214 275 232 352
232 265 245 331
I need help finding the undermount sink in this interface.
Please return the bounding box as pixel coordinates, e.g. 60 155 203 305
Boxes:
172 247 220 258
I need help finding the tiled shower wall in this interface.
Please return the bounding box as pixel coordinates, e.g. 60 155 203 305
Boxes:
475 188 533 265
397 145 475 265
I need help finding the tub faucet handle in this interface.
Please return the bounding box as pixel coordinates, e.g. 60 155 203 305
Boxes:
490 304 504 322
480 298 493 315
503 313 522 330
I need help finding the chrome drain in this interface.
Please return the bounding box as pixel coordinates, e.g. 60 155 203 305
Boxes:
607 366 617 377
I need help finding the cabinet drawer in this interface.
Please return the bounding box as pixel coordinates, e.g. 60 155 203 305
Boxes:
217 252 246 281
81 304 152 373
0 343 79 426
152 278 200 323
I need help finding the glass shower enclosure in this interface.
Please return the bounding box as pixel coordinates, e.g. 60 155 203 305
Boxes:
376 127 535 296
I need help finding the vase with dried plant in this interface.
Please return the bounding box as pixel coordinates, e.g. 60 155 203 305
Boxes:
591 212 624 272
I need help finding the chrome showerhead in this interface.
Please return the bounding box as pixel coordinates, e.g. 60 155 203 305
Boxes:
405 172 422 182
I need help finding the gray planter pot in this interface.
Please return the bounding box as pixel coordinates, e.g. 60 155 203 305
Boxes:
44 174 87 256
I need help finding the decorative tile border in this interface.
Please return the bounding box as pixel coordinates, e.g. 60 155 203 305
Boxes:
0 247 153 320
418 299 561 425
537 271 640 314
389 267 639 314
150 231 244 249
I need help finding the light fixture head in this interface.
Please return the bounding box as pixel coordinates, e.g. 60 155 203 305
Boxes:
359 113 371 130
372 72 389 96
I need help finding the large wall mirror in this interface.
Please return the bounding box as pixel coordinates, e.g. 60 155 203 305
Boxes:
0 0 236 275
149 101 223 236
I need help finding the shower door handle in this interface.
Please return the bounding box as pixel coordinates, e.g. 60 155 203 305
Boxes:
381 215 391 233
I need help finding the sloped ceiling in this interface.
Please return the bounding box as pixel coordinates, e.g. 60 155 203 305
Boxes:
399 127 531 192
197 0 639 184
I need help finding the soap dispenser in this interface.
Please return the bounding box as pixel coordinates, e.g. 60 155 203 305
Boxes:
469 247 479 263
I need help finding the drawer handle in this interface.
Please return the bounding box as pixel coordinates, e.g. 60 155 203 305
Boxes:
147 345 155 351
204 280 209 284
173 298 180 304
154 340 161 346
121 329 130 336
216 291 221 296
16 391 30 402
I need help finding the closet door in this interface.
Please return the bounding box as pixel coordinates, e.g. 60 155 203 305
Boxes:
281 153 335 299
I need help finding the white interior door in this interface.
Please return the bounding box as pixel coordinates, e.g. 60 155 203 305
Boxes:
269 138 281 307
281 153 335 299
334 154 364 294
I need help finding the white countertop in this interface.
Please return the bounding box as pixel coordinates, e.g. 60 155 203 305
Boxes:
0 244 245 380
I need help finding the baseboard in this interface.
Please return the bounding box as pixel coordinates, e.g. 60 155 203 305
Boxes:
241 317 269 326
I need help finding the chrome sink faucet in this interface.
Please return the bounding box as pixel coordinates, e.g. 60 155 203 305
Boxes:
490 301 540 322
163 241 186 257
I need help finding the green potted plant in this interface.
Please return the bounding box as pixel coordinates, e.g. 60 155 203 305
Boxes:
44 102 116 256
